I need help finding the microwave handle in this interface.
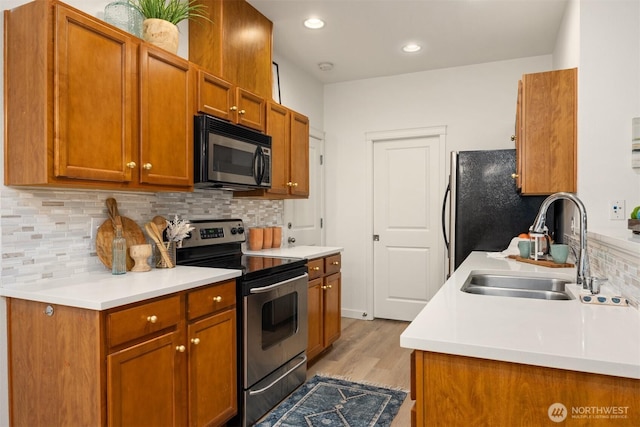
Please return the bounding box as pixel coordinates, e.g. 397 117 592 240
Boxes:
254 147 266 185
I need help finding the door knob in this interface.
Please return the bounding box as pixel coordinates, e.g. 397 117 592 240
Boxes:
176 345 186 353
126 161 136 169
143 163 152 170
288 237 296 244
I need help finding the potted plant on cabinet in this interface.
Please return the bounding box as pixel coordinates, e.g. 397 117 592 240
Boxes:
129 0 209 53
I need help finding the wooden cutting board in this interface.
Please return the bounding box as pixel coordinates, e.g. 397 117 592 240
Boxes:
96 217 146 271
508 255 574 268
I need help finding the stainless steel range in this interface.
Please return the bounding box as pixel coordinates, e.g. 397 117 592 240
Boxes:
176 219 308 426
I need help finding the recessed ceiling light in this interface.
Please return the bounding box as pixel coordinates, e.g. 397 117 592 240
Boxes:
402 43 422 53
304 18 325 29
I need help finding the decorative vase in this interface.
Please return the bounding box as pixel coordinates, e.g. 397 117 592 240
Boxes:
142 18 179 54
130 244 152 272
104 1 143 38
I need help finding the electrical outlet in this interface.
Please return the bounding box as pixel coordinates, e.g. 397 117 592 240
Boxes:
609 200 625 220
89 218 103 242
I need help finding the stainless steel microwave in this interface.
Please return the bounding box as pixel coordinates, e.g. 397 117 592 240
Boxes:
194 114 272 190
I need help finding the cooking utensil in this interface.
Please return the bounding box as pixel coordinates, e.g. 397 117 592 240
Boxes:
145 222 174 268
152 215 168 237
106 197 119 224
96 198 146 271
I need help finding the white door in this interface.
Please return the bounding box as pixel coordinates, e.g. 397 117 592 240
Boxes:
284 130 324 246
372 130 445 321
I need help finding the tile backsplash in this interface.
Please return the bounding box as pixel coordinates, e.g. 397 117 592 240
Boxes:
0 187 283 286
567 233 640 307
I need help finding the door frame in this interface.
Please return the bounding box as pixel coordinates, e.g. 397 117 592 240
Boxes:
283 126 325 246
364 126 447 320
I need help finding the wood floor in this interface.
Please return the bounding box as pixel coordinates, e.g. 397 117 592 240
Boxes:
307 317 413 426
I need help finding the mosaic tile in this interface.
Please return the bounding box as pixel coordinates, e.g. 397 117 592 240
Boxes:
0 187 283 285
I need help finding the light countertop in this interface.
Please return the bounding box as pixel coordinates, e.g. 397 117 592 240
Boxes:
400 252 640 379
243 245 343 260
0 267 241 311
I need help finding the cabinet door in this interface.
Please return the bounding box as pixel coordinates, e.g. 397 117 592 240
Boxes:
307 277 324 360
236 87 266 132
107 332 186 427
55 4 134 183
289 111 310 197
323 272 342 347
520 68 577 195
188 309 237 427
188 0 223 76
221 0 273 99
265 102 290 195
196 69 234 120
514 80 523 190
139 45 194 187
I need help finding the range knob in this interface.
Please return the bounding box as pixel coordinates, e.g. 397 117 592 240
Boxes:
237 226 245 234
230 227 237 235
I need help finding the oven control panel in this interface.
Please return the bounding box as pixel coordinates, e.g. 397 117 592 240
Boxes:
180 219 246 248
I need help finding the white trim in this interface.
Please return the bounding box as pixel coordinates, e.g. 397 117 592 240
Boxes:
365 126 448 320
340 308 367 320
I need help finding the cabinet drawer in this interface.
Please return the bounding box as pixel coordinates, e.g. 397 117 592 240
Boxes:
108 295 182 348
188 280 236 320
325 253 341 275
307 258 324 280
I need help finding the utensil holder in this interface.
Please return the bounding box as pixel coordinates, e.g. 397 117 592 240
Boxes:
155 241 176 268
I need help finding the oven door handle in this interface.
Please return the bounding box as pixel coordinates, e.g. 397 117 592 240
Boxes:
249 273 308 294
248 354 308 396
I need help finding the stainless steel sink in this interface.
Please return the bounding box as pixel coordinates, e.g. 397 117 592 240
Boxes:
461 273 574 300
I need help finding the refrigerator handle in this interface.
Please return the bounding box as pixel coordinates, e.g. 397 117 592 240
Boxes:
441 182 450 251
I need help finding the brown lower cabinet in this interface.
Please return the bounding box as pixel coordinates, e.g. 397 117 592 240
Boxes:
307 253 342 361
7 279 237 427
411 350 640 426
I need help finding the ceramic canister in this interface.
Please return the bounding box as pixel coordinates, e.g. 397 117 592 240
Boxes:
263 227 273 249
248 227 264 251
272 226 282 248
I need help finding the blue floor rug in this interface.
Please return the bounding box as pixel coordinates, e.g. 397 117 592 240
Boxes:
255 375 407 427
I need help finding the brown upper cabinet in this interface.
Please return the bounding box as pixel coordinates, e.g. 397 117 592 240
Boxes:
234 102 309 199
514 68 577 195
190 0 273 100
196 68 266 132
4 0 194 191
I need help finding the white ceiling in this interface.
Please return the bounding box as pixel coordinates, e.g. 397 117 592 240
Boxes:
247 0 569 84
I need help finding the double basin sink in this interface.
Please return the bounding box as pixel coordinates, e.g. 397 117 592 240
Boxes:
461 272 574 300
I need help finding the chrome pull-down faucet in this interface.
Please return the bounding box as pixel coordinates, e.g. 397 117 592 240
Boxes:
529 192 590 288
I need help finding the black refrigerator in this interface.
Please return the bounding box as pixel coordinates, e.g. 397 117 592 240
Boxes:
443 149 556 274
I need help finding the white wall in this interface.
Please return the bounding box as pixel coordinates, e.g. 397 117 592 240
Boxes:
578 0 640 232
323 56 552 318
273 53 324 131
553 0 580 70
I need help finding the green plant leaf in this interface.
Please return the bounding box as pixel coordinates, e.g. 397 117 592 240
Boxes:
129 0 210 25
